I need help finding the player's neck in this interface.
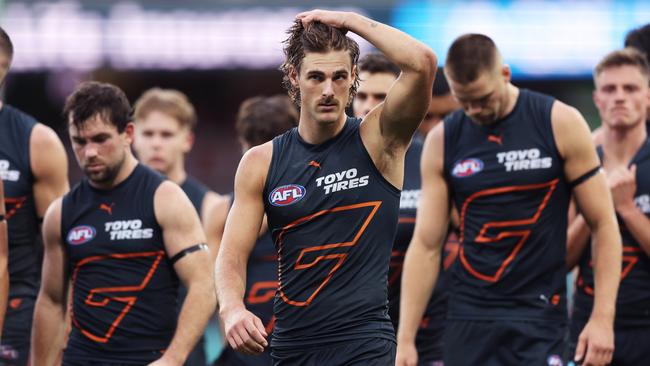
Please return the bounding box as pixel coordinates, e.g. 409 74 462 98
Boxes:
602 121 647 164
297 113 347 145
165 161 187 185
499 84 519 120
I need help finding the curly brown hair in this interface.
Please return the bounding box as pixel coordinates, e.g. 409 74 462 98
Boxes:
280 20 360 107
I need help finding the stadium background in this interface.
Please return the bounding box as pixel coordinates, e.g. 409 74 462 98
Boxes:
1 0 648 362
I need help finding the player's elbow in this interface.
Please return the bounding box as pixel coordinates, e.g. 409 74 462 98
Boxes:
405 46 437 78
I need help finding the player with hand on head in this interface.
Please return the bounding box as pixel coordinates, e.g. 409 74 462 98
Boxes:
215 9 436 365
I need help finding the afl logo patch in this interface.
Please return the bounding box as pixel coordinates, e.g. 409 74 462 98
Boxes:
547 355 563 366
452 158 484 178
67 225 96 245
269 184 306 207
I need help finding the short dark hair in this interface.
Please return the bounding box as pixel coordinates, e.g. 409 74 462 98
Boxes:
432 67 450 97
358 53 399 77
445 33 499 84
236 95 298 147
0 26 14 60
594 47 650 83
625 23 650 64
280 20 360 106
63 81 132 133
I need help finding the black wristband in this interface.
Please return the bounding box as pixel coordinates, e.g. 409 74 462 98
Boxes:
170 243 208 265
0 214 5 222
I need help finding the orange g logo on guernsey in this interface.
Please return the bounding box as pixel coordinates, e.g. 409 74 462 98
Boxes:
269 184 306 207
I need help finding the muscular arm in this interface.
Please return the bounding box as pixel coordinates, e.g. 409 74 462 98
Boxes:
396 124 449 364
552 102 621 364
339 13 437 147
204 196 230 269
566 200 592 270
31 199 69 365
30 124 69 218
0 181 8 336
154 181 216 365
215 143 271 354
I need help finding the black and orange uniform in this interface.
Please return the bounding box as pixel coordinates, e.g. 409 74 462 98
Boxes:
61 164 179 365
389 134 459 365
264 117 398 365
571 143 650 365
215 196 277 366
443 89 570 366
178 176 208 366
0 105 41 366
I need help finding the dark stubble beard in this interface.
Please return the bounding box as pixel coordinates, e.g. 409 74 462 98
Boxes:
85 154 125 186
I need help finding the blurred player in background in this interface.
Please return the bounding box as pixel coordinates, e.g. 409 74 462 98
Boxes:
208 95 298 366
568 48 650 366
133 87 223 366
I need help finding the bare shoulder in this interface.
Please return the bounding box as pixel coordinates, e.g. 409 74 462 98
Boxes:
550 100 592 157
237 141 273 184
30 123 67 177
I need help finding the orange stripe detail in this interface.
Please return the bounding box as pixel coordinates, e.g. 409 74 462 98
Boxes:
4 196 27 220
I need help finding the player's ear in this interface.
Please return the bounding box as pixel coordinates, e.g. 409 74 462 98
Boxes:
288 65 299 87
183 131 194 153
501 64 511 83
123 122 135 145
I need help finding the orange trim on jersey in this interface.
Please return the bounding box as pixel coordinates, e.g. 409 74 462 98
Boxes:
265 315 276 334
246 281 278 304
277 201 382 307
70 250 165 343
388 250 406 288
580 246 642 296
4 196 27 220
459 179 559 282
398 217 416 224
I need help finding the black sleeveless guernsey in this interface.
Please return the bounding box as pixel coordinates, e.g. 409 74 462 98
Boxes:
574 143 650 328
180 176 209 218
0 105 41 301
443 89 570 322
264 116 399 349
61 164 179 364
